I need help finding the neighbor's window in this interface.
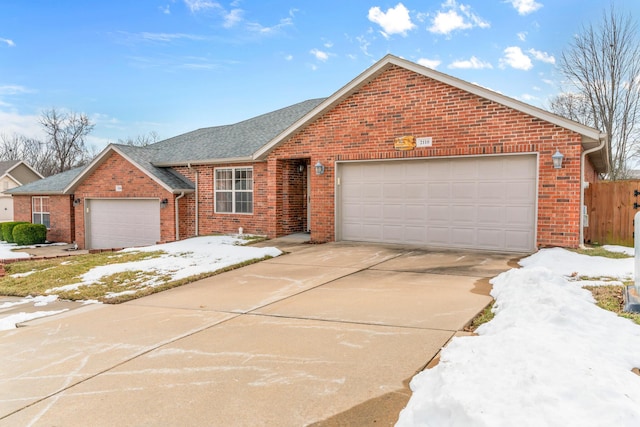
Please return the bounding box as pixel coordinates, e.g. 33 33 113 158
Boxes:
215 167 253 214
32 196 50 228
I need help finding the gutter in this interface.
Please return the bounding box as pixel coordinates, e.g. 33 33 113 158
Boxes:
175 192 185 241
580 135 608 248
153 156 258 167
187 163 199 236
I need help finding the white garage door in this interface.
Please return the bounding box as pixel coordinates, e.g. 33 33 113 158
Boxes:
86 199 161 249
338 155 537 252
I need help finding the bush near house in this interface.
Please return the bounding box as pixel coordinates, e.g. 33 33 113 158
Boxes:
12 223 47 246
1 222 29 243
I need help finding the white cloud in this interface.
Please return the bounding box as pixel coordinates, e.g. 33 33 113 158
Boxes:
500 46 533 70
159 5 171 14
246 17 293 35
368 3 416 38
223 9 243 28
183 0 220 13
139 32 205 42
284 54 293 61
418 58 442 69
528 48 555 64
517 31 527 41
520 93 538 101
448 56 493 69
508 0 543 15
0 110 44 140
0 38 15 47
310 49 329 62
428 0 489 36
0 85 32 95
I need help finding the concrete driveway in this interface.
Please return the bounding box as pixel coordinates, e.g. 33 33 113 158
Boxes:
0 239 518 426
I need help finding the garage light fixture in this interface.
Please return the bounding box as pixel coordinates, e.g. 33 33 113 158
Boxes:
552 149 564 169
314 161 325 175
160 198 169 208
73 198 81 207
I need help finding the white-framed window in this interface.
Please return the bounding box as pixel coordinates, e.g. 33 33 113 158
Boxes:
214 167 253 214
32 196 50 228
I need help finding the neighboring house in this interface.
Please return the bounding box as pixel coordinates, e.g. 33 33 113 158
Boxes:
0 160 43 222
7 55 609 252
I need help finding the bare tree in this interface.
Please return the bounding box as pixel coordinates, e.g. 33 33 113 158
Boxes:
118 131 160 147
40 108 95 175
554 4 640 180
0 133 52 175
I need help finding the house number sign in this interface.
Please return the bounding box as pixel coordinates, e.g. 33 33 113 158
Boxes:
394 136 432 151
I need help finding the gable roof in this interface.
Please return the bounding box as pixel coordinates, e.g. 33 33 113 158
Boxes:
252 54 609 172
0 160 44 185
151 98 326 166
65 144 195 194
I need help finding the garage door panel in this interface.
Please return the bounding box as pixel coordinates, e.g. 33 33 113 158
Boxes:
87 199 160 250
339 155 536 252
428 205 449 222
452 205 475 223
451 182 473 198
405 204 427 221
478 182 505 200
427 227 450 245
428 182 450 199
452 228 475 246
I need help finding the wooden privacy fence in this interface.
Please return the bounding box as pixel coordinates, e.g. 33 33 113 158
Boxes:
584 180 640 247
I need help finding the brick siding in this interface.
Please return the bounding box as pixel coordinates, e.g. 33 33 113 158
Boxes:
72 152 175 249
267 64 589 248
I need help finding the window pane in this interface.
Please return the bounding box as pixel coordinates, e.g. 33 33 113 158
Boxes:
215 170 233 190
216 192 233 213
43 214 50 228
235 192 253 213
41 197 49 212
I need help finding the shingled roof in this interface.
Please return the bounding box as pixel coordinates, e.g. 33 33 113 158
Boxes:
8 98 326 195
151 98 326 165
5 167 83 195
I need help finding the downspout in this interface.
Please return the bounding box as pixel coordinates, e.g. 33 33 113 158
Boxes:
580 135 608 248
187 163 199 236
175 192 185 241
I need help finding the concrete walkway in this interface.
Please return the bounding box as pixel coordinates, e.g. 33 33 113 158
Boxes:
0 238 518 426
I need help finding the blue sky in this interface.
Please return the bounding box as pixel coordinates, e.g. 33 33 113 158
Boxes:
1 0 637 150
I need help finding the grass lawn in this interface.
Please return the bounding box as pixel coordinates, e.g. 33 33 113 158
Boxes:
0 250 270 304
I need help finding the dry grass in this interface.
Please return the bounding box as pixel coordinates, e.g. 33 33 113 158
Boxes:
571 246 632 259
584 284 640 325
0 251 272 304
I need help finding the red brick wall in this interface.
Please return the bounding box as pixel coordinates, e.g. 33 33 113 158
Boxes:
73 152 175 249
267 64 588 248
12 195 74 243
173 162 272 237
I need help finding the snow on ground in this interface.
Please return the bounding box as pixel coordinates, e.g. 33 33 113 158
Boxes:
0 236 281 329
0 296 68 331
397 246 640 427
46 235 281 297
0 241 31 260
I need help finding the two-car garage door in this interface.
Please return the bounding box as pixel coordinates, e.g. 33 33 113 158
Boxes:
338 155 537 252
86 199 161 249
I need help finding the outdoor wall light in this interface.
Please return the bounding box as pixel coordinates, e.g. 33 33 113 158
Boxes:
160 198 169 208
552 149 564 169
315 161 325 175
73 198 81 207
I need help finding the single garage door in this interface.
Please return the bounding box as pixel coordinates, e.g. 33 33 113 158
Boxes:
338 155 537 252
86 199 161 249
